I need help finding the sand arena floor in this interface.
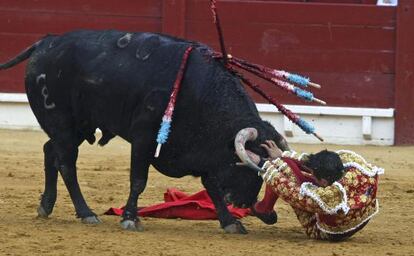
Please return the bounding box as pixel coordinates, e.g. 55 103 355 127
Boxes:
0 129 413 256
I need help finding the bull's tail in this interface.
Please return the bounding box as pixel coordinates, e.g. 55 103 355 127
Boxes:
0 41 41 70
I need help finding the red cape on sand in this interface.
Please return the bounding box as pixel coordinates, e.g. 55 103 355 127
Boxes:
105 188 251 220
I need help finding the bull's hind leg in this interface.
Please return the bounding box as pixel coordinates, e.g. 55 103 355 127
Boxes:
37 140 59 218
26 68 98 223
53 138 101 224
34 115 99 223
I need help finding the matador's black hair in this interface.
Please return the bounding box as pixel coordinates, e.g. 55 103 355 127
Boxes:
304 150 344 185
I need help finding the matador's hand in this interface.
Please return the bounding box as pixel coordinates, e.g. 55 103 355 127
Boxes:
260 140 283 159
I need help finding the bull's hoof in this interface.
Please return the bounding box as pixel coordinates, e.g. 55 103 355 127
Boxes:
250 207 278 225
224 221 248 234
81 216 102 224
120 220 144 232
37 206 49 219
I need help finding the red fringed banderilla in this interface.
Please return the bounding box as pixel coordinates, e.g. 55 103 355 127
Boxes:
155 0 327 157
210 0 325 141
155 46 193 157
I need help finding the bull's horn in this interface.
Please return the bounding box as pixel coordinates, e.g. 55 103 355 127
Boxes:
234 128 265 174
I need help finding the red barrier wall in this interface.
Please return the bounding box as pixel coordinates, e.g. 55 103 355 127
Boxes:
0 0 162 92
0 0 411 143
394 0 414 145
184 1 396 109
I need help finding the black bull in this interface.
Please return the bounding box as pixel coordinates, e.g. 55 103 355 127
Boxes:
0 30 289 234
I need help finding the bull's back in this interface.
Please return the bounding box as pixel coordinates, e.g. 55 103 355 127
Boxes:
25 30 208 140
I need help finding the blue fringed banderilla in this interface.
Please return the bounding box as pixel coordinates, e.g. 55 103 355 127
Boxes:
155 46 193 157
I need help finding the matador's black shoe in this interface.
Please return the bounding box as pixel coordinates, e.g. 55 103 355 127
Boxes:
250 204 278 225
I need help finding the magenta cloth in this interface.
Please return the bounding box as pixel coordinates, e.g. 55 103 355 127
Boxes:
105 188 251 220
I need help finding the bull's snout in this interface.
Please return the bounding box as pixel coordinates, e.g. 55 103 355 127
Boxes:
224 192 250 209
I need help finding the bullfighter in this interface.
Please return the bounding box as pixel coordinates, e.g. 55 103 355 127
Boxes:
244 141 383 241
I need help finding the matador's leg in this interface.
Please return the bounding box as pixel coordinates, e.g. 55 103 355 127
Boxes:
251 185 278 225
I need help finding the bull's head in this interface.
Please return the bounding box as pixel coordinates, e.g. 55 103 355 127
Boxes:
218 122 289 209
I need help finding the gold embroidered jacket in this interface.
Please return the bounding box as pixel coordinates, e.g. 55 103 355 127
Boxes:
260 150 383 240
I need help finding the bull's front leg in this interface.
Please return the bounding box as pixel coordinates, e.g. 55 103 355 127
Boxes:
120 89 170 231
120 140 151 232
201 174 248 234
